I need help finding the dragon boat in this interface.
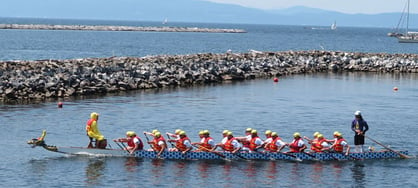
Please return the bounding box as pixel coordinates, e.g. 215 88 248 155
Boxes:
27 131 410 161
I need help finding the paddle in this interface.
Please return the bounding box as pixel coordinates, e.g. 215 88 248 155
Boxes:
143 133 165 159
166 133 180 150
365 135 411 159
143 133 155 150
165 133 191 159
113 140 131 155
120 142 136 156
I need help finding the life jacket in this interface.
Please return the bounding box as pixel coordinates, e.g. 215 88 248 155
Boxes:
311 139 324 152
85 119 95 133
152 136 166 151
334 138 346 152
241 135 250 148
224 137 236 152
127 136 144 150
176 136 191 151
267 137 282 152
249 136 260 151
289 137 304 152
199 137 213 150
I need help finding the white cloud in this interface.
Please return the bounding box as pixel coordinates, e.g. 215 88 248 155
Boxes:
203 0 418 14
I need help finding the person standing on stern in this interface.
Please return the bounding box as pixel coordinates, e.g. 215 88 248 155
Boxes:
351 111 369 153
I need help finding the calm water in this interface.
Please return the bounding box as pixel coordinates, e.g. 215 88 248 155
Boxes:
0 18 417 61
1 18 418 187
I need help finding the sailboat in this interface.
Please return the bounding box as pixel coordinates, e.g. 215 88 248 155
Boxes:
331 21 337 30
162 18 168 25
388 1 407 37
397 0 418 43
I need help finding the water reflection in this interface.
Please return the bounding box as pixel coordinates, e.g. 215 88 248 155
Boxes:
351 162 366 188
150 159 165 185
172 161 190 187
124 157 143 172
85 159 105 186
265 161 278 179
197 161 210 178
331 162 344 180
310 162 325 184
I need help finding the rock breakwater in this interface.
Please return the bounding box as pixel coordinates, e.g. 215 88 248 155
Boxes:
0 24 246 33
1 50 418 102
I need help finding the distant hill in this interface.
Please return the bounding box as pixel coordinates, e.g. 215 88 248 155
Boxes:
0 0 417 28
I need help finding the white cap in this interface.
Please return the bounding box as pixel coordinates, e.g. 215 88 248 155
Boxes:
354 111 361 116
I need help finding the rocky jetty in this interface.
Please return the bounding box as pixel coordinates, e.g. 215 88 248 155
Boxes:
0 24 246 33
1 50 418 102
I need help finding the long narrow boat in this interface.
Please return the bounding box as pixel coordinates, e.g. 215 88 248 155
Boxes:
27 135 409 161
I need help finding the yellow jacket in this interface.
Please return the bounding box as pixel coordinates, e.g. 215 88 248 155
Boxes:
86 112 104 141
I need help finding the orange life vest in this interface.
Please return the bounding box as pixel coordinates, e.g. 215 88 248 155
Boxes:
267 137 282 152
334 138 346 152
224 137 236 152
311 139 325 152
199 137 213 150
176 136 191 151
152 136 166 151
249 136 260 151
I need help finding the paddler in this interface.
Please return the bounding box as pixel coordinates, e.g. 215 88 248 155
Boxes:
303 131 320 144
148 132 167 157
263 130 273 146
144 129 159 137
304 132 321 153
166 129 182 140
235 128 252 152
248 129 264 153
193 130 215 151
219 131 241 153
264 132 286 153
168 131 193 154
309 134 330 153
211 129 229 151
85 112 106 149
286 132 307 153
114 131 144 154
351 111 369 153
329 132 350 155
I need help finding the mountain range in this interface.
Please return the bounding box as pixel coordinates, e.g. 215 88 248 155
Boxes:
1 0 417 28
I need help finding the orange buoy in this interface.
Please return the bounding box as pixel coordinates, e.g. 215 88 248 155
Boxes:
393 87 398 91
57 102 63 108
273 77 279 82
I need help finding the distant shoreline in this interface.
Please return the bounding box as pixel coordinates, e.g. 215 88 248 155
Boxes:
0 23 247 33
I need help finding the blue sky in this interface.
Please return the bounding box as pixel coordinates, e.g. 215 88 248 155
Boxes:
205 0 418 14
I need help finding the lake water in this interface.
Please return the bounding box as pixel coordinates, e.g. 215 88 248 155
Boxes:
1 18 418 187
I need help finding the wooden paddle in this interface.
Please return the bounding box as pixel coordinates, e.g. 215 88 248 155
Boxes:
143 133 155 150
113 140 131 155
365 135 411 159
